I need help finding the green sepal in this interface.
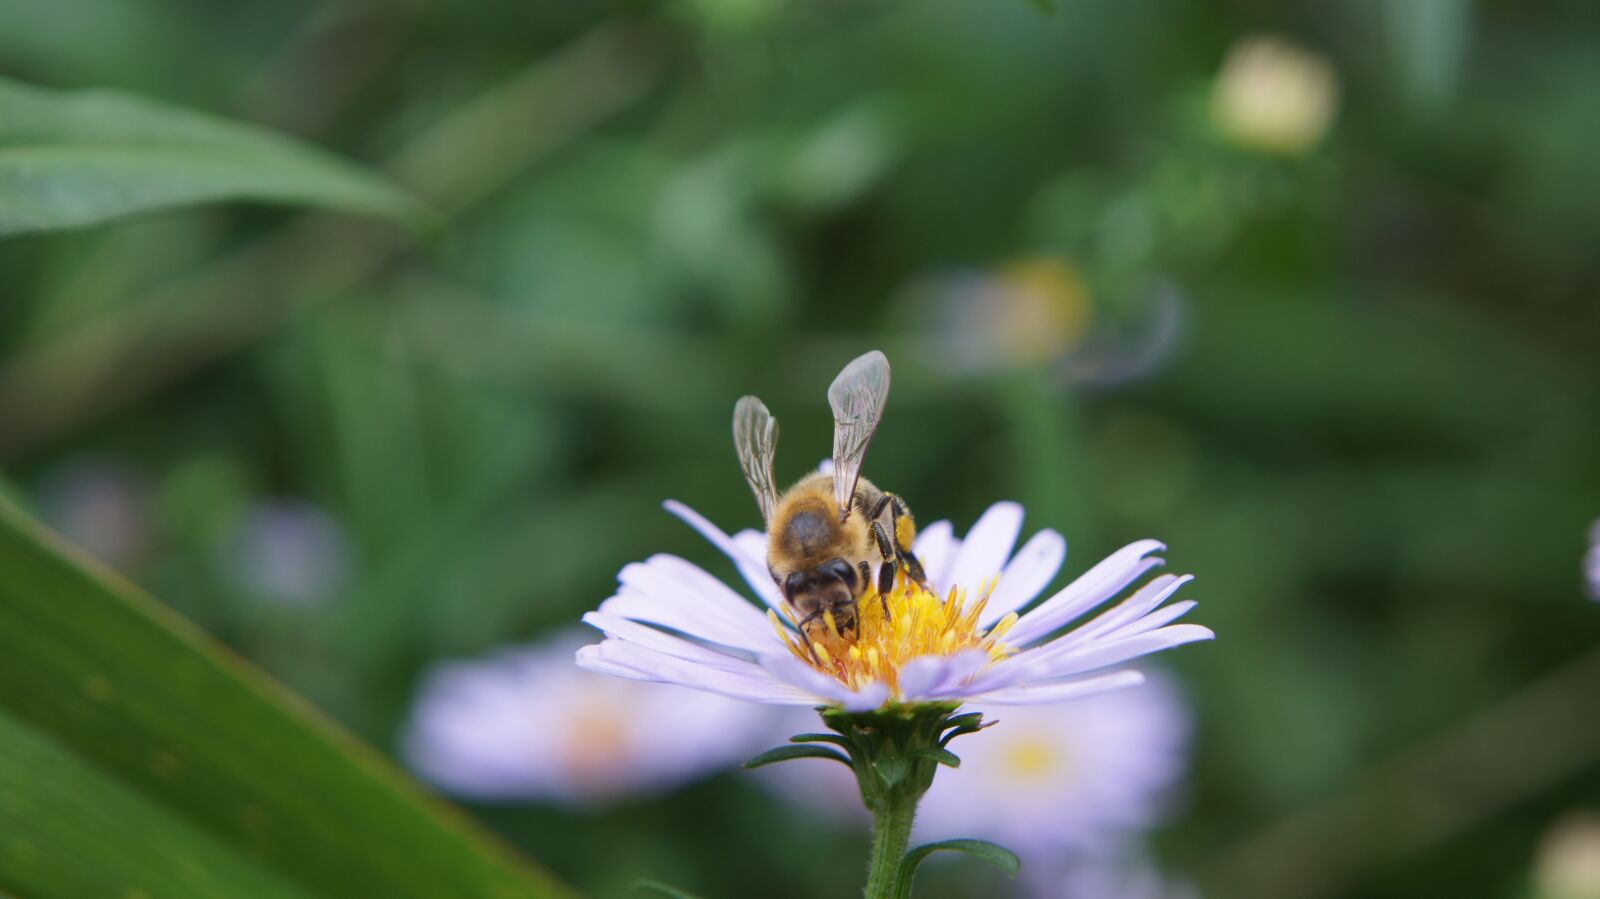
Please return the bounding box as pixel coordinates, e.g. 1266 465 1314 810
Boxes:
789 732 853 749
632 879 710 899
940 712 985 730
894 840 1020 899
742 744 851 769
873 755 911 786
913 747 961 768
939 716 997 747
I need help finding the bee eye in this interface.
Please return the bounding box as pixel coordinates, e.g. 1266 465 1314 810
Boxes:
827 559 856 587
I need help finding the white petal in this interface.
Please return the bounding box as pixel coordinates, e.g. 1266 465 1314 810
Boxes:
573 642 667 682
583 611 767 670
962 669 1146 705
1005 540 1167 646
607 554 774 651
760 652 890 710
732 529 777 595
664 500 783 609
981 528 1067 627
944 502 1024 594
912 520 959 591
1046 574 1193 652
897 649 991 702
1009 624 1215 685
579 640 817 705
1103 599 1198 640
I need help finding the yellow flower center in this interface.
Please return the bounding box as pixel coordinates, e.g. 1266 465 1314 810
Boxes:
1001 737 1059 779
766 572 1019 700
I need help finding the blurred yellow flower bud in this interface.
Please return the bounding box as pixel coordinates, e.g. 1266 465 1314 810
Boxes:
1538 814 1600 899
1211 34 1339 156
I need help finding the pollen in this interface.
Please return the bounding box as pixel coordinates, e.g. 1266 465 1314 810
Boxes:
771 569 1017 699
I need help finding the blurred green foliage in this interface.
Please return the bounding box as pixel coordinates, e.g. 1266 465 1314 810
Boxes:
0 494 573 899
2 1 1599 898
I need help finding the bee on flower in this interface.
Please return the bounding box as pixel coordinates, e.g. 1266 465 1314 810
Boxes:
575 350 1211 898
578 350 1211 712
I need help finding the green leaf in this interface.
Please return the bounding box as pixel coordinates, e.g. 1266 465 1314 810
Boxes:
631 880 710 899
0 495 576 899
0 76 422 237
788 732 853 749
742 744 852 769
895 840 1020 899
913 747 962 768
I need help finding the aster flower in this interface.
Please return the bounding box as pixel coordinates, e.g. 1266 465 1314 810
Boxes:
578 499 1210 712
402 630 776 805
577 349 1210 899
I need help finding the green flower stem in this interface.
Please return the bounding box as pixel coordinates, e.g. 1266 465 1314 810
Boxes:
863 789 918 899
826 704 956 899
745 703 1004 899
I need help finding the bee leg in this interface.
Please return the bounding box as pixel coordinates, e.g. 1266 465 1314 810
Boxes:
866 493 893 522
870 521 897 621
794 611 825 664
883 494 931 590
872 521 895 565
902 549 930 590
878 561 897 602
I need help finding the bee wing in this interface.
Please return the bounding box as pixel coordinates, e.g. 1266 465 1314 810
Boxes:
733 395 781 525
827 350 891 521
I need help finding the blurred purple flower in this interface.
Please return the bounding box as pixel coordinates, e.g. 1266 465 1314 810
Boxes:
1042 854 1200 899
36 457 150 568
403 630 780 806
898 259 1186 389
1586 520 1600 602
220 500 348 604
915 676 1192 858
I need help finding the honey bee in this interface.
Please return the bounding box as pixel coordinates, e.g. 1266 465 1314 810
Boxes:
733 350 929 643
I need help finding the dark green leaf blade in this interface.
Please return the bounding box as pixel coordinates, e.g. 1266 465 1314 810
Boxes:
742 744 852 769
0 496 575 899
788 732 852 748
895 840 1020 899
0 76 422 236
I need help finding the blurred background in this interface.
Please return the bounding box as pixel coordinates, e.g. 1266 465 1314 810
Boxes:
2 0 1599 897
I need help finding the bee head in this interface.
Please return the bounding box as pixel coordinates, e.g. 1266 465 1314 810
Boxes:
784 559 860 632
